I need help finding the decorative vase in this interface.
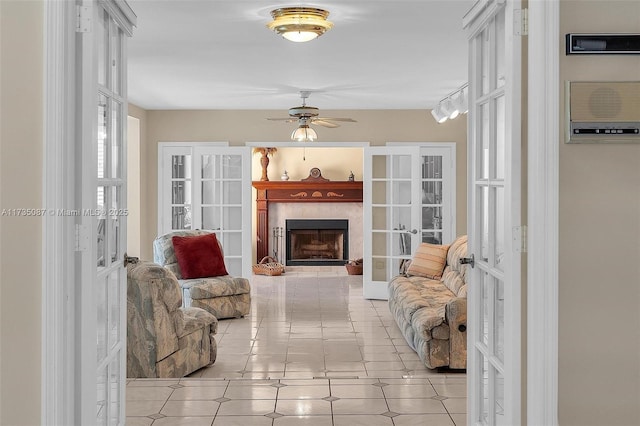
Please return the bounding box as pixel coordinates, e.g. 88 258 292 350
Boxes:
260 152 270 181
281 170 289 181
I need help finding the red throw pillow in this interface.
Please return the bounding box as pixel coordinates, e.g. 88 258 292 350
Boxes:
172 233 228 279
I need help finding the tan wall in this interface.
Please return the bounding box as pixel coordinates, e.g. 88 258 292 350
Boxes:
0 1 43 425
559 2 640 425
139 109 467 261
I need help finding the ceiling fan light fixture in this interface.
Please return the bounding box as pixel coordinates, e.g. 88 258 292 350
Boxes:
267 7 333 43
291 124 317 142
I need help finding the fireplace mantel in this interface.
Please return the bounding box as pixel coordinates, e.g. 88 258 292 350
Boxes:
252 180 363 261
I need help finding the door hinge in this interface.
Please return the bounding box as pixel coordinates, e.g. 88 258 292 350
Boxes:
513 225 527 253
514 8 528 36
75 223 90 252
76 5 92 33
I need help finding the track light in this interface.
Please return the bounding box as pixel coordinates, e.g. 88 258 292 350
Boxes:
430 105 448 124
431 83 468 124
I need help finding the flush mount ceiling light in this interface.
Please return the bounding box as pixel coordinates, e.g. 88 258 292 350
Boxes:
267 7 333 43
291 124 318 142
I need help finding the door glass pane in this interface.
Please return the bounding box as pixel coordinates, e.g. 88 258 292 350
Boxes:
422 206 442 230
172 206 191 230
222 155 242 179
372 232 387 256
496 95 506 180
392 181 412 204
372 155 387 178
422 181 442 205
495 369 506 425
109 187 120 263
495 279 505 362
110 100 121 179
480 102 490 180
111 26 122 95
225 258 241 277
392 155 412 179
98 95 108 179
223 181 242 204
97 366 107 426
481 352 490 425
201 155 216 179
391 206 411 232
222 207 242 229
97 186 106 267
372 181 387 204
97 275 107 361
496 8 506 89
220 232 242 256
172 155 191 179
480 186 489 262
421 155 442 179
109 357 120 425
422 232 442 245
202 207 220 230
495 187 505 270
481 271 490 346
481 29 490 95
171 181 191 205
97 7 107 87
201 180 217 204
372 207 388 230
372 257 389 281
108 270 120 348
393 232 411 256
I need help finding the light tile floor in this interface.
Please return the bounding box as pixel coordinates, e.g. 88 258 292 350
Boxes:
127 273 466 425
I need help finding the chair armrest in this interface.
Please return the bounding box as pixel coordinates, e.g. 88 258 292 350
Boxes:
446 297 467 369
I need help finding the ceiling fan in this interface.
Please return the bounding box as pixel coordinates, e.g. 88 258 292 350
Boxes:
267 91 356 141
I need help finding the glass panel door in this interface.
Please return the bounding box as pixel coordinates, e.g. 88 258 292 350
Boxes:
158 145 252 278
194 148 250 277
363 146 421 300
79 1 134 424
465 1 522 424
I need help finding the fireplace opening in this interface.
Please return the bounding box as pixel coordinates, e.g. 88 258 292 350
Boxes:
286 219 349 266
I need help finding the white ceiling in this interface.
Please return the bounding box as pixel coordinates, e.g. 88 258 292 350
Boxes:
127 0 473 111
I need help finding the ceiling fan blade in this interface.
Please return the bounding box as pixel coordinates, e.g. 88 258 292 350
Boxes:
311 119 340 128
315 117 357 122
266 118 297 122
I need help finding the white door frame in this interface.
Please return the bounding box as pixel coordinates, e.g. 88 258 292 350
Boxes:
42 2 561 423
527 0 559 424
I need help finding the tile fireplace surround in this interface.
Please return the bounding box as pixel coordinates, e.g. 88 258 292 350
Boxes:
271 203 363 263
252 180 363 263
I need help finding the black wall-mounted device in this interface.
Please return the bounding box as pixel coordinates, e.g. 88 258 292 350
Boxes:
566 34 640 55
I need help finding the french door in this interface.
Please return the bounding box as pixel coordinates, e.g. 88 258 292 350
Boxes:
78 1 135 424
158 144 253 278
464 0 522 424
363 145 455 299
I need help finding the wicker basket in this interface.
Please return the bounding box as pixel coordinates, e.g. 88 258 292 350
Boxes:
345 264 363 275
252 256 285 276
345 260 363 275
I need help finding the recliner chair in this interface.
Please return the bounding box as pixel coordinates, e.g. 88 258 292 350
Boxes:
127 261 218 378
153 230 251 319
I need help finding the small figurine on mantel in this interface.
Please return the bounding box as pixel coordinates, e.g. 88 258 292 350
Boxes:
348 171 355 181
280 170 289 181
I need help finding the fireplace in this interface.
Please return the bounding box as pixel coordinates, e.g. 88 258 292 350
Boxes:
286 219 349 266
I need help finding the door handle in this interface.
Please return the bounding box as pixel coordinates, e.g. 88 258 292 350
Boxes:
404 229 418 234
459 254 475 268
124 252 139 267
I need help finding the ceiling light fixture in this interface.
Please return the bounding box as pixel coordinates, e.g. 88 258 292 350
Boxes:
431 83 469 124
267 7 333 43
291 124 318 142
